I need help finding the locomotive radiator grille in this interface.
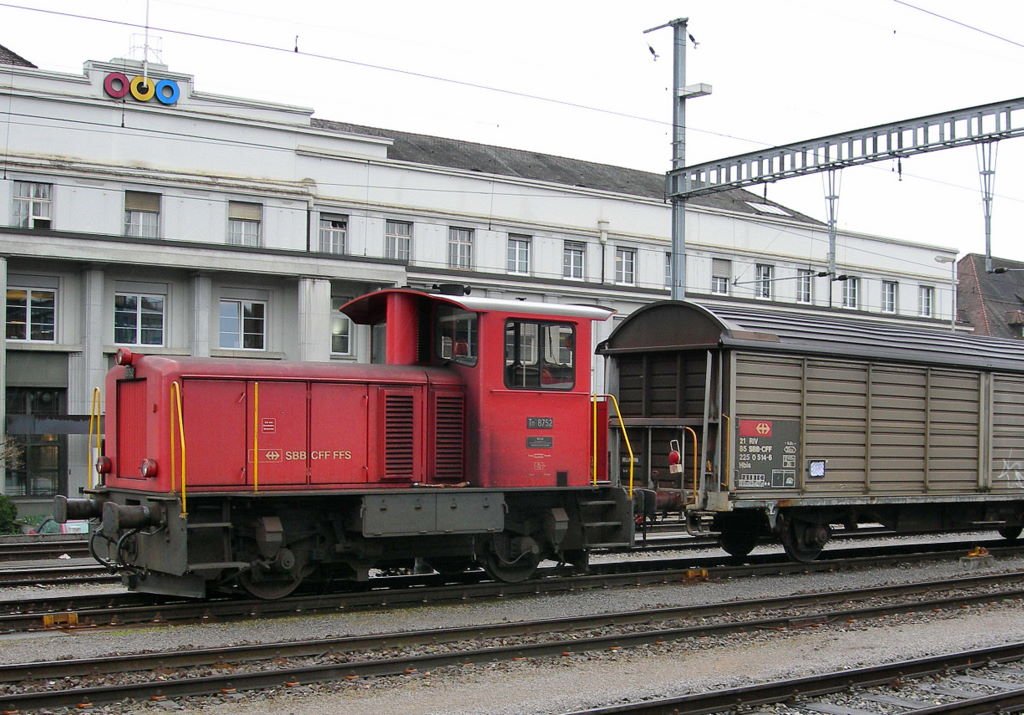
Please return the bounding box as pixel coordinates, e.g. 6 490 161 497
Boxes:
432 393 465 481
384 392 415 478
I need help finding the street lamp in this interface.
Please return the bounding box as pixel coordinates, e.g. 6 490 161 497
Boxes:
934 255 957 331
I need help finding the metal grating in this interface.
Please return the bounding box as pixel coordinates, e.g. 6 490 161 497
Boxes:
432 393 465 481
384 393 415 478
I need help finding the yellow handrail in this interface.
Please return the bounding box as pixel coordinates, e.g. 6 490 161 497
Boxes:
723 414 732 491
87 387 102 489
169 381 187 517
252 382 260 493
593 394 635 497
682 425 699 505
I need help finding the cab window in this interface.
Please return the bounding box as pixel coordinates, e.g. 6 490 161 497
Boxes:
436 307 478 366
505 320 575 390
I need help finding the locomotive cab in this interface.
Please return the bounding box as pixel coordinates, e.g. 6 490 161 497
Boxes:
342 287 613 490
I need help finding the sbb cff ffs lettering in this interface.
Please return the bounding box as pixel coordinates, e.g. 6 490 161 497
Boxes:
284 450 353 461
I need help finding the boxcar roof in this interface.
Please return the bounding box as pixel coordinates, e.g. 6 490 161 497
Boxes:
598 300 1024 373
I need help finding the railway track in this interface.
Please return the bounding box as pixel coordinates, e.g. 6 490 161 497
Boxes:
0 537 89 561
570 642 1024 714
0 563 116 587
1 538 1021 634
1 569 1022 712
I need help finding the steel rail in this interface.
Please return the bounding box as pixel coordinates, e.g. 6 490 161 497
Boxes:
566 642 1024 714
1 573 1023 711
0 540 90 561
0 563 116 586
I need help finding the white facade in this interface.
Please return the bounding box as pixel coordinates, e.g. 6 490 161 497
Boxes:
0 56 957 515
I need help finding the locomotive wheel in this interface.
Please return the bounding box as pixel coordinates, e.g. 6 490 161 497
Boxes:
484 550 540 582
779 517 830 563
719 528 758 559
483 532 541 583
238 569 304 600
998 525 1023 541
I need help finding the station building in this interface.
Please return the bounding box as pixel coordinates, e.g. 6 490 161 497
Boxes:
0 47 959 517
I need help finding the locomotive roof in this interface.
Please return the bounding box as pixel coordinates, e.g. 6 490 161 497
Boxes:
342 288 614 324
599 300 1024 373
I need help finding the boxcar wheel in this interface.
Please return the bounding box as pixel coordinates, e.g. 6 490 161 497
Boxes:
998 525 1022 541
719 528 758 559
779 517 830 563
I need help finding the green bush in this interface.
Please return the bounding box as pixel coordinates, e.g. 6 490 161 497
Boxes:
0 494 16 535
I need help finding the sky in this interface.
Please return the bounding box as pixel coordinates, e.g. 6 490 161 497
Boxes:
2 0 1023 261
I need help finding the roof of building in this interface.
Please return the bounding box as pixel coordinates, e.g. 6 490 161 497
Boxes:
600 298 1024 372
312 118 822 225
957 252 1024 339
0 43 35 68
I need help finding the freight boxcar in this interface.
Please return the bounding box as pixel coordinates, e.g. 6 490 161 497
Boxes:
56 288 633 598
599 300 1024 560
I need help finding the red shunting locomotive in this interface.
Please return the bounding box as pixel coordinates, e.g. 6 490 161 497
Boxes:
56 287 634 598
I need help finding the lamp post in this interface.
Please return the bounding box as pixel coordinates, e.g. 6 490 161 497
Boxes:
934 255 957 331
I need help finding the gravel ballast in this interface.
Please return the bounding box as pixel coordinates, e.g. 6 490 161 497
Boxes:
2 542 1024 714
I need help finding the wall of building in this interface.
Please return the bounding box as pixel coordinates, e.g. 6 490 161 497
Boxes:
0 55 959 516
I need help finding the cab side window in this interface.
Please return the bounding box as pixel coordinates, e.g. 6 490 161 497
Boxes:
436 307 478 366
505 320 575 390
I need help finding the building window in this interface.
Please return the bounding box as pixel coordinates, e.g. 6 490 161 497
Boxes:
319 214 348 254
228 201 262 247
507 235 531 274
563 241 585 280
385 220 412 261
755 264 773 299
665 253 672 288
448 227 473 269
6 287 55 342
797 269 814 303
124 191 160 238
5 388 66 498
114 293 164 345
219 299 265 350
13 181 52 229
712 258 731 295
882 280 898 313
842 276 859 309
615 247 636 285
331 296 352 355
919 285 934 317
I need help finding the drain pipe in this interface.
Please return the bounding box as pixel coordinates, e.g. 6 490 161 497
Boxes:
598 220 610 284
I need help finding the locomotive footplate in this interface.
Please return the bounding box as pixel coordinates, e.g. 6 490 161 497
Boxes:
360 492 505 537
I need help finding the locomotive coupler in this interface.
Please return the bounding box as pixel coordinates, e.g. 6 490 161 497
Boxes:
101 501 166 538
53 493 107 522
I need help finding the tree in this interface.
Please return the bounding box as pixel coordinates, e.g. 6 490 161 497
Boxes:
0 494 15 535
0 439 23 534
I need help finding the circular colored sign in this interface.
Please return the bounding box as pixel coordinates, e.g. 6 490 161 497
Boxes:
103 72 179 106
